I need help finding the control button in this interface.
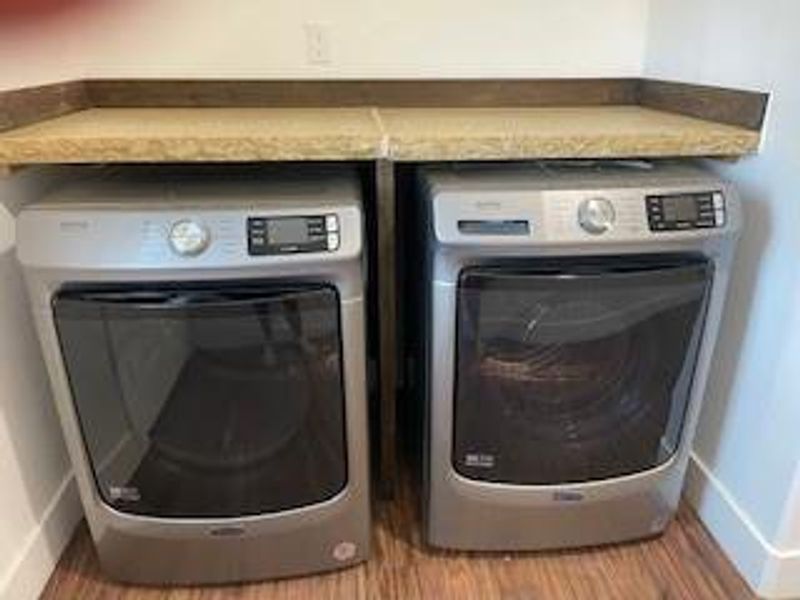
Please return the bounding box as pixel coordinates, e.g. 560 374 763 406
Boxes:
327 232 340 251
578 197 616 235
715 209 726 226
713 193 725 209
326 214 340 232
169 220 211 257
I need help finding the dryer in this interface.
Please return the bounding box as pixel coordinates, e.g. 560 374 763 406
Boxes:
416 162 740 550
17 167 370 584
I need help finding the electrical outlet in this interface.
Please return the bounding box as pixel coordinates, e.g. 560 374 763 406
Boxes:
304 22 331 65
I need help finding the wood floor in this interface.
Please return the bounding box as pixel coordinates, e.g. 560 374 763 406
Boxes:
41 477 755 600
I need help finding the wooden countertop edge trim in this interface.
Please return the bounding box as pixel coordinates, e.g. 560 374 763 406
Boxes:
637 79 769 131
0 81 89 134
1 78 768 130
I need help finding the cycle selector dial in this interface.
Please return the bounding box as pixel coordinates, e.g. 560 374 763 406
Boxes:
578 197 616 235
168 219 211 256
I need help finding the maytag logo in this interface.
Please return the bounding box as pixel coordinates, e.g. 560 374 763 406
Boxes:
58 220 89 233
553 490 584 502
210 526 246 537
474 200 502 211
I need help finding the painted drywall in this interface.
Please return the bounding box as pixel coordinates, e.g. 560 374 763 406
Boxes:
646 0 800 597
0 0 650 91
0 171 83 600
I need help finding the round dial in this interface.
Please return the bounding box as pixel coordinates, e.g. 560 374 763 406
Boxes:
578 197 616 235
168 219 210 256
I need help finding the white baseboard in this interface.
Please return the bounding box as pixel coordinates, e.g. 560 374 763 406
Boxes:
685 453 800 599
761 551 800 600
0 473 82 600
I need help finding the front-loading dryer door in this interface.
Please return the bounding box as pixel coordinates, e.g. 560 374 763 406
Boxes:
53 282 347 518
452 255 712 485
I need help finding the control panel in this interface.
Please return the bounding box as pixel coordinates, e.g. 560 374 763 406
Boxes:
646 191 725 232
247 214 340 255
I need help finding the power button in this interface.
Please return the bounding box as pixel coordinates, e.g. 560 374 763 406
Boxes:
169 220 211 256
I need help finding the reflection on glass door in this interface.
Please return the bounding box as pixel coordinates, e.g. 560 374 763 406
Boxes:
453 256 712 485
54 282 347 518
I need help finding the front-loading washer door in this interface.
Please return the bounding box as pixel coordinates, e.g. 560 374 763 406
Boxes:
53 281 347 518
452 255 712 485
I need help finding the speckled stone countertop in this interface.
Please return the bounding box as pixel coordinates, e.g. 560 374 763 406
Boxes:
379 106 759 161
0 107 384 163
0 105 759 165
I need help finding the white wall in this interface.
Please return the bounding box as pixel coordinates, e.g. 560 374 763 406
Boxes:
0 0 650 91
0 171 82 600
646 1 800 597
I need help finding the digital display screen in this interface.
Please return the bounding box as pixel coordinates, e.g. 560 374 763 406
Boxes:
266 218 308 245
646 192 719 232
662 195 700 222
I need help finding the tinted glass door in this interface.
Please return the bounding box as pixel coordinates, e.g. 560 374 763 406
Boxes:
54 282 347 518
453 256 712 485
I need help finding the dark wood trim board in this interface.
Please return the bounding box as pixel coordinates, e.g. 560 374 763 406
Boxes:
1 78 769 133
374 159 399 496
0 80 89 133
84 78 639 109
638 79 769 131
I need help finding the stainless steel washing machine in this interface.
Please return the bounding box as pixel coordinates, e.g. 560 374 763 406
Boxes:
17 167 370 584
417 161 740 551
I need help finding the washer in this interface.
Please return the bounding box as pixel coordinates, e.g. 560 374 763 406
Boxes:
17 167 370 584
416 161 740 550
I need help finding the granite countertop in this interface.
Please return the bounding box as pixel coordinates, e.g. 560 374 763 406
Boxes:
0 107 384 163
0 105 760 164
378 106 759 161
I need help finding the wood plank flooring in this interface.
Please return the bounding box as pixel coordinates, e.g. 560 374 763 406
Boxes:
41 476 755 600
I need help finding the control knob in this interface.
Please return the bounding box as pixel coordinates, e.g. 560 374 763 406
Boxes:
578 197 616 235
169 219 211 256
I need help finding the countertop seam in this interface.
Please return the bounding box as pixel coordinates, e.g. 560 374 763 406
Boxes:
370 108 391 159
